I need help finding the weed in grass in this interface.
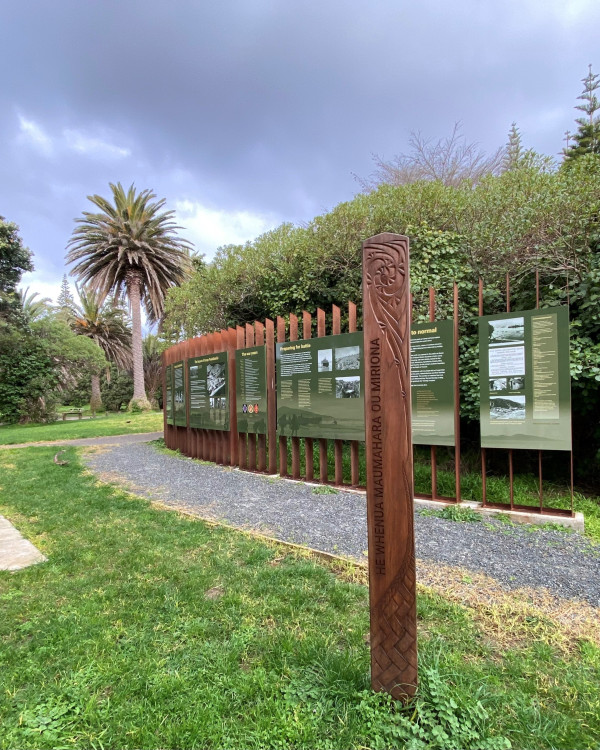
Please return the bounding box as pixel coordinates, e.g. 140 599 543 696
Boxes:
523 522 574 535
439 505 482 523
419 505 482 523
312 485 339 495
494 512 516 526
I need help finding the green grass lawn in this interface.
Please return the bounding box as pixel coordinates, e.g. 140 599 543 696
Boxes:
0 411 163 445
1 447 599 749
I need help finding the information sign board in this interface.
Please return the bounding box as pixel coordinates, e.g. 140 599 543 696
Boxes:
410 319 455 446
235 346 268 434
188 352 230 431
173 360 186 427
276 331 364 441
479 307 571 451
165 364 173 426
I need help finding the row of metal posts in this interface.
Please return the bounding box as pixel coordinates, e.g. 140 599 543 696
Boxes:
163 280 574 515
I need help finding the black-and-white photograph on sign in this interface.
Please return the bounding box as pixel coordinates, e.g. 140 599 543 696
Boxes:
335 345 360 371
490 395 526 421
336 375 360 399
317 349 332 372
207 363 226 397
489 377 507 392
488 317 525 346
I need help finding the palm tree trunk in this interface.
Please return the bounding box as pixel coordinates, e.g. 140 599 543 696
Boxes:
90 373 102 415
127 274 151 409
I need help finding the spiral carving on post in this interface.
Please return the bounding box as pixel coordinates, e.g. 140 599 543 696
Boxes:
362 233 417 700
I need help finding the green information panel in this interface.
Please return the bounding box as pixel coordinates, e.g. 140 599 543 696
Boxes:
165 364 174 426
188 352 230 431
276 331 365 441
173 360 186 427
236 346 268 435
410 319 455 446
479 307 571 451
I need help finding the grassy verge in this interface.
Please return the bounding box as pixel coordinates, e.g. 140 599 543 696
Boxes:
0 411 163 445
1 448 599 748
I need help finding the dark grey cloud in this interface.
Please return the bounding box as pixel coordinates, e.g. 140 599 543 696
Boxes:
2 0 599 298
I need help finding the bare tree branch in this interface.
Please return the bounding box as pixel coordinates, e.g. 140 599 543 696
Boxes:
356 123 505 191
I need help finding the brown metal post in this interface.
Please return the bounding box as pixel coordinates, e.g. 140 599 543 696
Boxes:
246 323 257 471
332 305 344 486
535 271 543 510
255 321 267 472
453 282 461 502
265 318 277 474
227 328 238 467
277 316 288 477
303 311 314 481
215 332 224 465
479 278 487 506
506 274 514 509
162 351 168 447
317 308 328 483
207 334 216 463
237 326 247 470
289 313 301 480
185 339 191 457
570 450 575 516
191 337 200 459
348 301 360 486
174 344 181 453
539 451 543 512
199 335 207 460
428 287 437 499
363 232 417 700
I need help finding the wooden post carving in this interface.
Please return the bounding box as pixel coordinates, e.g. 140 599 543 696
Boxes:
362 232 417 700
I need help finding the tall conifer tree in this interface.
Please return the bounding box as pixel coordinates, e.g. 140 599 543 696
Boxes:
564 64 600 161
56 274 76 321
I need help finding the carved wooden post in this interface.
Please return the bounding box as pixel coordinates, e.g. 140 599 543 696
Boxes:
362 233 417 700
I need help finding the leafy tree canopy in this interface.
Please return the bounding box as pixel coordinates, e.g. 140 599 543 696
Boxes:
0 217 33 321
0 317 107 423
0 217 33 295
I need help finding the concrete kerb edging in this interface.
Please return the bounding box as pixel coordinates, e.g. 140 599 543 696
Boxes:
0 515 47 572
252 471 585 533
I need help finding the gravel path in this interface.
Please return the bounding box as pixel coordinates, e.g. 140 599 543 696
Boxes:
0 431 163 450
82 439 600 607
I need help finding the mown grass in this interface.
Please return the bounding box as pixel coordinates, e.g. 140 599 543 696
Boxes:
0 411 163 445
1 448 599 748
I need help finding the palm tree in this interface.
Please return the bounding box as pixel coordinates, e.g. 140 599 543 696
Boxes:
66 183 192 409
71 286 132 414
142 334 163 408
16 287 52 323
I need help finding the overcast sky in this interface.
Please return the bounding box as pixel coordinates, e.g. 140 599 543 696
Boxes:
2 0 599 304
